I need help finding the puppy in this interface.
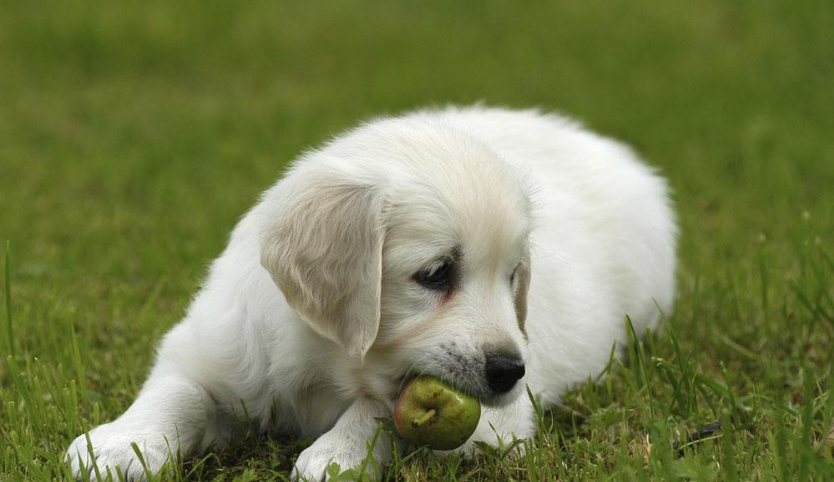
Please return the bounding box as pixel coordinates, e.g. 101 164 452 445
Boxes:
66 106 677 481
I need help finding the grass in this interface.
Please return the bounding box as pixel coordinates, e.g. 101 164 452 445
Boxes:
1 0 833 480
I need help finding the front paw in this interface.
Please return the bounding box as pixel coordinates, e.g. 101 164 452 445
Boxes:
291 431 386 482
65 424 173 482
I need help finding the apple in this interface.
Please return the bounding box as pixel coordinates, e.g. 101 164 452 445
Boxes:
393 376 481 450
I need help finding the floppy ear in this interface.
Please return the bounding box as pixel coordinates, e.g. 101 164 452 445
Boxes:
514 252 531 337
260 167 385 359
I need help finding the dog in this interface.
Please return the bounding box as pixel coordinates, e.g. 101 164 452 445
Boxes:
66 106 677 481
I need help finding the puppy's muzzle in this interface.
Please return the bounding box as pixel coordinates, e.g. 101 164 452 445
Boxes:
485 352 525 394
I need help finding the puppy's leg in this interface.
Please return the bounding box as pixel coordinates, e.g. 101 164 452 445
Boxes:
452 394 536 454
66 372 212 482
292 398 394 482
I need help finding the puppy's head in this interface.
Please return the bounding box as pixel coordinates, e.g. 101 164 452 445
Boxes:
261 119 532 406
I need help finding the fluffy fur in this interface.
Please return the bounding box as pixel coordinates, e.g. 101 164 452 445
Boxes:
66 106 677 481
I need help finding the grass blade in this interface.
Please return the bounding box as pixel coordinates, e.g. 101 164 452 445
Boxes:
4 240 13 359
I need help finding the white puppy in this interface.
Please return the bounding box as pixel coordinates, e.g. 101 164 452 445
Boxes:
67 106 676 481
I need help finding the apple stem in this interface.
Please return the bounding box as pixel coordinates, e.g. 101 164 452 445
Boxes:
412 408 437 428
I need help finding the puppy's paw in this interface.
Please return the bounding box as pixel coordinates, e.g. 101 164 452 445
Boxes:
291 431 382 482
65 424 173 482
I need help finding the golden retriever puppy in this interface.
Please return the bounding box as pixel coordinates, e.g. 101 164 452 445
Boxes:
67 106 677 481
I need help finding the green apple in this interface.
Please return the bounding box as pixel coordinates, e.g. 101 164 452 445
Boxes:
393 376 481 450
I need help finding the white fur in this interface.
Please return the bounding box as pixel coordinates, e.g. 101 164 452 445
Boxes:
66 106 677 481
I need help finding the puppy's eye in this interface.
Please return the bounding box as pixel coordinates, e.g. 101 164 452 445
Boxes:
414 261 454 291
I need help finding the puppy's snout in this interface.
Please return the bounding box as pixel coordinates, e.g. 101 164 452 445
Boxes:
485 352 525 393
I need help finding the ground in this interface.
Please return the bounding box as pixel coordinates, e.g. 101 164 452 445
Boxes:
1 1 833 481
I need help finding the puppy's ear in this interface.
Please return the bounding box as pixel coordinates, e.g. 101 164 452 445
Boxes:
514 252 531 337
260 167 385 359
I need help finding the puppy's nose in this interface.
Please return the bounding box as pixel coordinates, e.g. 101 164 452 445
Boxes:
485 353 525 393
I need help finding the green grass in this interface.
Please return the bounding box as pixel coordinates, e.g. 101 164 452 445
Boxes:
2 0 833 480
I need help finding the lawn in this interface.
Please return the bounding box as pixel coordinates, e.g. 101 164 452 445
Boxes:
2 0 833 480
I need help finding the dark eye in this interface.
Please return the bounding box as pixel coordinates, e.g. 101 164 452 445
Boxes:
414 261 455 291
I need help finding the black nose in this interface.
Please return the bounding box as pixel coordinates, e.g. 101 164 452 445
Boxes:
485 353 525 393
